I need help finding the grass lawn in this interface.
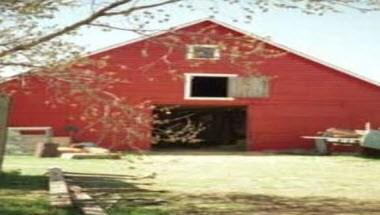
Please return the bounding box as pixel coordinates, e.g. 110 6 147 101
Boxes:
2 152 380 214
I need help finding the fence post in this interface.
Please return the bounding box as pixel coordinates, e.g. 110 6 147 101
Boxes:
0 94 10 172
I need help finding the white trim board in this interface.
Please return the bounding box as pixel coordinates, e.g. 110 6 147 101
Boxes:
186 44 221 60
184 73 236 101
89 18 213 56
88 18 380 88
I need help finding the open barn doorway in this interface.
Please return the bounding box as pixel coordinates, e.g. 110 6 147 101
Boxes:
152 106 247 151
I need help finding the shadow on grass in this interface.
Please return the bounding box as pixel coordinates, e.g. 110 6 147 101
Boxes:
208 193 380 215
357 148 380 159
64 172 167 214
0 171 80 215
0 171 46 190
112 192 380 215
141 150 324 157
0 200 79 215
64 171 158 189
68 172 380 215
60 172 380 215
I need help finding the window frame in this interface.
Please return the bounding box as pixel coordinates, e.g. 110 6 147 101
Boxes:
184 73 237 100
186 44 221 60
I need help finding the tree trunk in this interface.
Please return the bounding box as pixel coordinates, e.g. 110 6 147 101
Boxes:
0 95 10 172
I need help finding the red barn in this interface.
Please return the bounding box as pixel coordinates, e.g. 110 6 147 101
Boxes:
4 19 380 151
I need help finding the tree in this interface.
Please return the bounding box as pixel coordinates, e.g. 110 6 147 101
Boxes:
0 0 379 170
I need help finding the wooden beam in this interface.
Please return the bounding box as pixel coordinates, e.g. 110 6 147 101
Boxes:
69 185 108 215
47 168 73 208
302 136 361 143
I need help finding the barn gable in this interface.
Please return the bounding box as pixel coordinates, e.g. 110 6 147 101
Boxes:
89 18 380 88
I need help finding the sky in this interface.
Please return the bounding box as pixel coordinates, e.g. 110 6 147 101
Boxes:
65 1 380 84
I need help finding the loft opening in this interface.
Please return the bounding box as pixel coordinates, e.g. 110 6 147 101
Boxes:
184 73 236 100
152 105 247 151
184 73 270 100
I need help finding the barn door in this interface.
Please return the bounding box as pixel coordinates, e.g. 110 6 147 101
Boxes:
228 75 269 98
0 95 10 172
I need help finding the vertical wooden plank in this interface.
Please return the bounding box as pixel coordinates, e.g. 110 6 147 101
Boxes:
228 76 269 98
228 77 237 98
315 139 330 155
48 168 73 207
0 94 10 172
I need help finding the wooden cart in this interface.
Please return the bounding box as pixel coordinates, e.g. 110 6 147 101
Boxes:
302 129 380 155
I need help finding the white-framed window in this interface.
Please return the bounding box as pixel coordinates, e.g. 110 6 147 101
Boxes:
184 73 237 100
186 45 221 60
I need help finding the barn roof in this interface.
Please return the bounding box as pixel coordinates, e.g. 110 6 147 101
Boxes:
90 18 380 88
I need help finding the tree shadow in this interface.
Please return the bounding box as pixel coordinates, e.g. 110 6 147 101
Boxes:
156 192 380 215
0 171 46 190
0 171 80 215
64 172 167 212
144 150 266 156
63 172 380 214
225 193 380 214
142 150 321 157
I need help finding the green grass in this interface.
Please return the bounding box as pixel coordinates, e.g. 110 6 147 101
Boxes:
0 171 79 215
3 152 380 214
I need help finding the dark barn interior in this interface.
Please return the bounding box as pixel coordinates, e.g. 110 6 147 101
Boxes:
190 76 228 98
152 106 247 151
